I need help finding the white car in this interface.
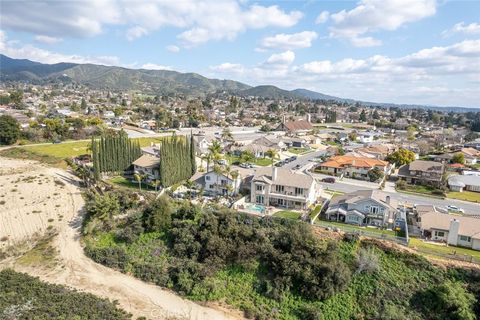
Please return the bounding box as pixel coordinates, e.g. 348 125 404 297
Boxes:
446 205 465 213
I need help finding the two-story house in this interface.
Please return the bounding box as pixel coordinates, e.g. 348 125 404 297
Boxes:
132 154 160 183
250 167 320 210
202 170 241 196
325 190 398 227
397 160 445 187
316 155 390 180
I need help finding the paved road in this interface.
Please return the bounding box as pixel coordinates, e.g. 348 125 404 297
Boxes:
281 150 326 169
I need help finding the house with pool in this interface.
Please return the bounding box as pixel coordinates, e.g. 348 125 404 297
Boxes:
249 167 321 210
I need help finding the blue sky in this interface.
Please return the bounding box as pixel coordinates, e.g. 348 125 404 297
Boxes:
1 0 479 107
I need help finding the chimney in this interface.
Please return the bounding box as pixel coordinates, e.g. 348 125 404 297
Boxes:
447 219 460 246
272 166 278 181
385 196 390 205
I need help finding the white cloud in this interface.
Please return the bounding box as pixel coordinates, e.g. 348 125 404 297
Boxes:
1 0 121 37
259 31 318 50
265 50 295 65
209 40 480 107
210 63 245 75
329 0 436 46
166 45 180 53
349 36 382 47
442 22 480 37
0 31 119 65
141 63 173 71
315 11 330 24
126 26 148 41
35 35 63 44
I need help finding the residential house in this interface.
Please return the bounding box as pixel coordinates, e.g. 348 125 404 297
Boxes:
250 167 320 210
325 190 398 227
397 160 445 187
132 154 160 183
200 170 241 196
460 147 480 164
419 213 480 250
357 132 375 144
316 155 390 180
192 134 210 155
448 175 480 192
276 119 313 135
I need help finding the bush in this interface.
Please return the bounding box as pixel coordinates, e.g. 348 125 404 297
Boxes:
85 246 130 271
355 247 380 274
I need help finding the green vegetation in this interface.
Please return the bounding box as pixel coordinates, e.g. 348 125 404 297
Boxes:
0 114 20 145
273 210 301 220
396 181 445 198
91 130 141 179
0 269 131 319
225 154 272 166
157 134 196 186
82 189 480 319
386 148 416 167
308 204 323 221
447 191 480 203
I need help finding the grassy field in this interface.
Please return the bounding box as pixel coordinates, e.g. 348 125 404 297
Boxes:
287 147 310 155
447 191 480 203
315 219 397 236
20 137 168 158
397 184 444 198
409 238 480 263
0 147 67 168
225 154 272 166
273 210 302 220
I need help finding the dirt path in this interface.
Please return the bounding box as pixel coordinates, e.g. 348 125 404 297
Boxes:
0 157 240 320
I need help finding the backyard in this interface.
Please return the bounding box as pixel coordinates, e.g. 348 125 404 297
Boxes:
225 154 272 166
107 176 156 191
409 238 480 263
315 219 397 236
447 191 480 203
273 210 302 220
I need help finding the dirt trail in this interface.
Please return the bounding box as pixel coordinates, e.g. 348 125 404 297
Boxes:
0 157 240 320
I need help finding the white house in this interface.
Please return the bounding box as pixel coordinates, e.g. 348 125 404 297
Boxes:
202 170 241 196
448 175 480 192
419 212 480 250
250 167 320 210
357 132 375 144
132 154 160 183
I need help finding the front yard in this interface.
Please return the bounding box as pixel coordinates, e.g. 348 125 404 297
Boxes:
447 191 480 203
225 155 272 166
287 147 311 155
396 184 445 198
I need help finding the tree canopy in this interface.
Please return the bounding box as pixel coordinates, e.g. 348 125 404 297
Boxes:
0 115 20 145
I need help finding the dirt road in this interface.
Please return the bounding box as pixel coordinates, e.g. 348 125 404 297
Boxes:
0 157 239 320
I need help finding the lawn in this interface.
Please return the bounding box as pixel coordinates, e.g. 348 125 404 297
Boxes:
0 147 67 169
108 176 156 191
324 141 340 146
20 137 168 158
287 147 310 155
225 154 272 166
397 184 444 198
273 210 302 220
447 191 480 203
315 219 397 236
308 204 323 221
409 238 480 263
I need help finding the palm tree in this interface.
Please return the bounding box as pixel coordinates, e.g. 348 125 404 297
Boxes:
204 153 212 172
221 128 233 141
265 149 279 167
230 170 239 197
133 173 142 191
208 140 222 156
241 150 255 164
153 179 161 192
213 164 223 197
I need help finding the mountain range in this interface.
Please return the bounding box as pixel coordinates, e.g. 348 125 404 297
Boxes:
0 54 477 111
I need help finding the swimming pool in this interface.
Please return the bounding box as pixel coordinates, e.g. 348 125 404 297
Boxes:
245 203 265 214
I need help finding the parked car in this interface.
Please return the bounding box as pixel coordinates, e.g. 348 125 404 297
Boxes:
446 205 464 213
289 156 297 161
275 161 284 167
294 164 301 170
321 177 336 183
239 162 253 168
217 159 228 165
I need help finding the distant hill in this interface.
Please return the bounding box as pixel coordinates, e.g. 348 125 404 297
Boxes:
1 54 478 110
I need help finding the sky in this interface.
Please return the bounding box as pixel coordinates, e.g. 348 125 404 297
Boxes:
0 0 479 107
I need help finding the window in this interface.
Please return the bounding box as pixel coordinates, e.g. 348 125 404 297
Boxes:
435 231 445 237
206 176 211 181
256 195 264 204
275 185 284 193
459 235 471 242
295 187 304 195
256 184 264 191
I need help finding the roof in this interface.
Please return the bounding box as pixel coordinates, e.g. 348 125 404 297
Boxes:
462 147 480 157
252 167 314 189
420 212 480 240
281 120 313 132
330 189 398 211
448 175 480 188
401 160 444 173
132 155 160 168
319 155 388 169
